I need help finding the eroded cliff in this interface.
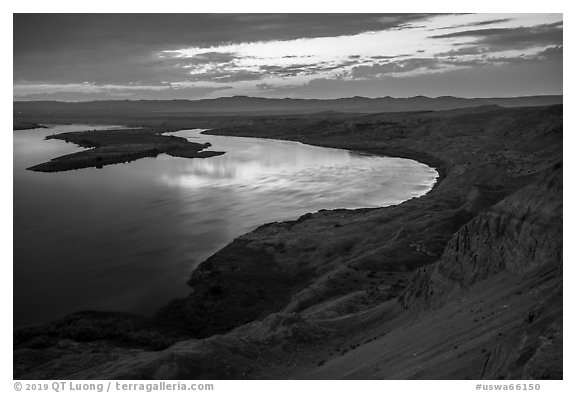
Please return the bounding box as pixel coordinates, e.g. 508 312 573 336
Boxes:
14 105 563 379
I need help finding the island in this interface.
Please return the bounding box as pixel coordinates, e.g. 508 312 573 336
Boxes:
26 127 225 172
14 104 562 380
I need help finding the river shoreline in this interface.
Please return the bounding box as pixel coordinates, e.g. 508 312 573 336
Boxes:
15 124 435 329
14 105 562 379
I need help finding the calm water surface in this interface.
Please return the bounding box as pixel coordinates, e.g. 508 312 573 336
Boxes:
14 125 438 327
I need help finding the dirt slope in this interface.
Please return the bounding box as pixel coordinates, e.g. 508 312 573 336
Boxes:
14 105 562 379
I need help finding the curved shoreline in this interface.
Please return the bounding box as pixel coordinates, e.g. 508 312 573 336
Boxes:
16 125 438 329
14 105 563 379
200 129 447 201
191 128 443 207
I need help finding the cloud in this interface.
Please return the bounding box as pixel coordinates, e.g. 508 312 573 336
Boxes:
14 14 434 59
180 52 239 65
351 43 563 80
13 14 436 87
480 45 563 66
247 58 562 99
259 64 317 77
435 46 485 57
352 58 443 78
538 45 563 61
187 69 264 83
432 18 512 31
13 14 563 100
255 83 274 90
371 55 409 60
258 60 361 79
430 21 563 51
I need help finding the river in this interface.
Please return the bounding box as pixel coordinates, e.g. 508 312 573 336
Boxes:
13 125 438 327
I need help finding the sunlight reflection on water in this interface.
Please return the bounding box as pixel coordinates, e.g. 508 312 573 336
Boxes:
14 126 437 327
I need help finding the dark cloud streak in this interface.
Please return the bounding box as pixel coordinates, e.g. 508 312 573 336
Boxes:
431 18 512 31
430 22 563 51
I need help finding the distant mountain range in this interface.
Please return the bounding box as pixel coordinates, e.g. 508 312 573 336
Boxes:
13 95 562 115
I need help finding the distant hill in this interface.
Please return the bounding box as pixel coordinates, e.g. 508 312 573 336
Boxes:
13 95 562 115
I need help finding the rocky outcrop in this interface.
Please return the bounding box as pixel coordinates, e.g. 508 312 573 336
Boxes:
14 105 563 379
393 162 562 379
401 163 562 310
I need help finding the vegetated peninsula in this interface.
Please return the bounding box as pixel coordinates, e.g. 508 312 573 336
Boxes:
27 127 224 172
13 102 562 380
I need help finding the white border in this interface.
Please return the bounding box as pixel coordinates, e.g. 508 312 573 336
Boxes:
4 3 571 391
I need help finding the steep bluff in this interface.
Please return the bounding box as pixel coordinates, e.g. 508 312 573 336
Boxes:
401 163 562 310
14 105 563 379
152 105 562 339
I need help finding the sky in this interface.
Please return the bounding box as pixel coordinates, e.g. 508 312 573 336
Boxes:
13 13 563 101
